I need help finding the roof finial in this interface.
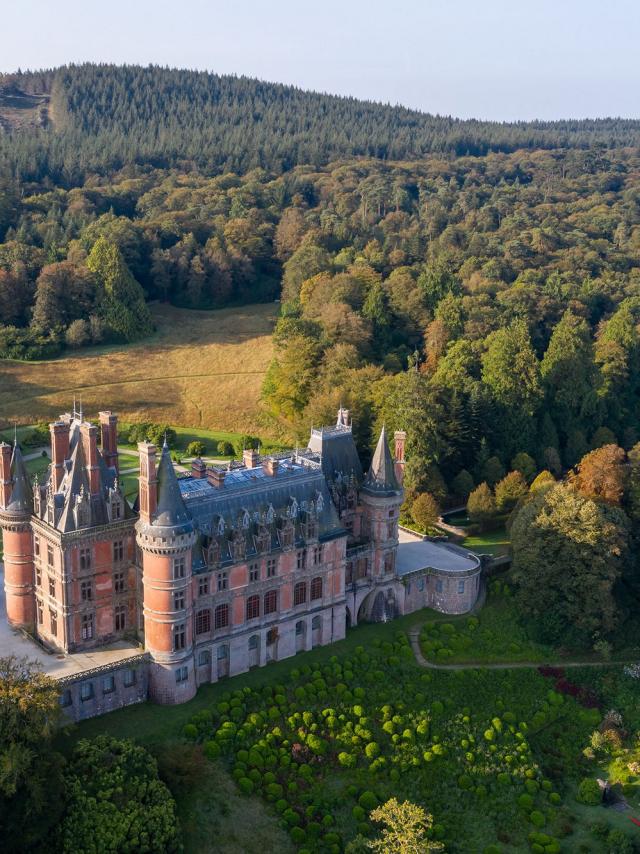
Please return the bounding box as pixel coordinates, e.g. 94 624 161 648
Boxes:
79 395 83 422
13 422 17 447
163 431 168 449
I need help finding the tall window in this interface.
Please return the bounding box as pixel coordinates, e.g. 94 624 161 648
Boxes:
80 580 93 601
50 609 57 636
174 590 185 611
115 605 126 631
195 609 211 634
35 567 42 587
312 545 322 565
47 544 54 566
198 649 210 666
34 536 40 556
102 675 115 694
114 571 126 593
294 582 307 606
79 547 91 570
198 576 209 596
175 666 188 684
384 552 395 574
264 590 278 615
174 623 186 650
266 558 277 578
214 604 229 629
296 549 306 570
310 576 323 601
123 669 136 687
48 576 55 597
249 562 260 583
246 594 260 620
173 557 186 579
81 613 94 640
113 540 124 562
36 600 43 625
457 580 465 594
217 570 228 591
345 562 353 584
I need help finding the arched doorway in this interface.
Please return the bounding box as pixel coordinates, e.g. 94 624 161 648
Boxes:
248 634 260 668
217 644 229 678
311 615 322 647
295 620 306 652
358 588 398 624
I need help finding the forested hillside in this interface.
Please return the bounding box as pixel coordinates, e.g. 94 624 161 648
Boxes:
1 64 640 502
3 64 640 181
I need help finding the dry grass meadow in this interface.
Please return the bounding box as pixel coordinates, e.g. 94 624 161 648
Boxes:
0 303 278 433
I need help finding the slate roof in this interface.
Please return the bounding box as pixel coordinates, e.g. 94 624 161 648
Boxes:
149 443 194 536
307 425 363 484
362 426 400 496
6 443 33 515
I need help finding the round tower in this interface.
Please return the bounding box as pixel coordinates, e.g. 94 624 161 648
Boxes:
360 426 404 578
0 442 35 630
136 441 197 704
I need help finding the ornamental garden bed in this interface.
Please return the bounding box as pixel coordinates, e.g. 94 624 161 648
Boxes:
182 632 617 853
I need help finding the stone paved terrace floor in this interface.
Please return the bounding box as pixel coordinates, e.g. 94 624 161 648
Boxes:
396 528 480 575
0 568 143 679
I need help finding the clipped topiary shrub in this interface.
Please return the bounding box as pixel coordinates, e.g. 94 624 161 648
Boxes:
358 791 378 811
577 778 601 805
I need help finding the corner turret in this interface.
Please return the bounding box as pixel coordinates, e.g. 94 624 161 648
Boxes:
0 441 35 629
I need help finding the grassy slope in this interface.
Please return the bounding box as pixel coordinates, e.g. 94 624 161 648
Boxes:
0 302 277 434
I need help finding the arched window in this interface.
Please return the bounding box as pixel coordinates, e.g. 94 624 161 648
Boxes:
264 589 278 615
246 595 260 620
195 609 211 635
248 634 259 650
214 603 229 629
295 620 305 636
310 576 323 600
294 582 307 606
312 615 322 630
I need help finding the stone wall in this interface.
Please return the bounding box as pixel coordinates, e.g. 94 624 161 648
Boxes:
58 654 150 722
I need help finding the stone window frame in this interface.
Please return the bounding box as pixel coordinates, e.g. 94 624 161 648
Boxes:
48 576 55 597
174 623 186 650
114 571 126 594
34 536 40 556
264 589 278 615
35 566 42 587
198 649 210 666
217 570 228 591
266 557 277 578
457 579 466 594
175 666 188 684
80 579 93 602
293 581 307 606
50 608 58 636
102 674 116 695
113 540 125 563
60 689 72 707
214 603 229 629
79 681 94 701
198 576 209 596
296 549 306 571
310 576 323 601
47 543 54 566
174 589 185 611
246 594 260 621
36 599 44 625
114 604 126 632
79 546 92 571
81 612 94 640
435 578 444 593
123 669 136 688
195 608 211 635
173 556 186 579
249 561 260 583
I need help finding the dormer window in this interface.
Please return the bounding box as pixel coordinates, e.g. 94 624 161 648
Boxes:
289 498 299 519
278 520 294 550
232 532 246 561
73 486 91 528
266 504 275 524
241 510 250 529
207 540 220 568
316 494 324 513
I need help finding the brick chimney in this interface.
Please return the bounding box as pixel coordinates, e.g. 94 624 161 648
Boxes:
262 457 279 477
394 430 406 485
81 422 101 495
138 442 158 523
99 410 119 472
191 458 207 479
0 442 12 508
243 448 259 469
50 420 71 490
207 467 226 489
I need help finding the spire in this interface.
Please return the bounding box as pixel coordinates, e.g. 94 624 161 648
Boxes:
363 426 400 495
152 443 193 532
7 443 33 514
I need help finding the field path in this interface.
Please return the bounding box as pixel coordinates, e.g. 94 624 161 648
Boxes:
408 626 635 671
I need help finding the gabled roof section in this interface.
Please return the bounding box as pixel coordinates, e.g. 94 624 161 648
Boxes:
152 443 193 534
7 443 33 514
57 439 91 532
362 426 401 496
307 426 363 484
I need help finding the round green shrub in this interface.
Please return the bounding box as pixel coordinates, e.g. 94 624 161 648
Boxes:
365 742 380 759
183 724 198 739
577 778 601 805
530 810 546 827
204 740 220 759
358 791 378 811
283 808 301 827
290 827 306 844
238 777 254 794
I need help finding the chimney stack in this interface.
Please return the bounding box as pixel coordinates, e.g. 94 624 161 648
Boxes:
138 442 158 523
99 410 119 472
81 422 101 495
0 442 12 508
50 420 71 490
207 467 226 489
262 457 279 477
191 458 207 479
243 448 259 469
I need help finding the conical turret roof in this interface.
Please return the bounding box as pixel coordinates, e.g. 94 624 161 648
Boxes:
152 443 193 534
7 443 33 515
362 426 400 496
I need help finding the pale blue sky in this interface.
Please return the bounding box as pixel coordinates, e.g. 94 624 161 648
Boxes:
2 0 639 121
